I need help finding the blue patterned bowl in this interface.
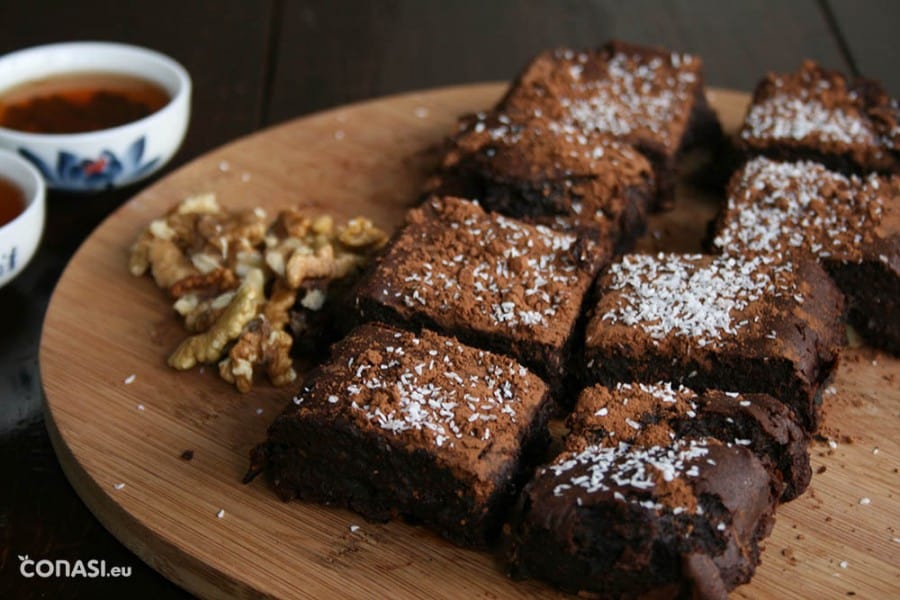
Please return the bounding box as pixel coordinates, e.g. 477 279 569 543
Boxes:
0 150 44 288
0 42 191 192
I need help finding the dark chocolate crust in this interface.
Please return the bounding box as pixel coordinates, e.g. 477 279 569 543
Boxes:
504 438 777 598
568 383 811 501
583 254 845 431
354 197 606 393
255 323 554 547
498 40 723 209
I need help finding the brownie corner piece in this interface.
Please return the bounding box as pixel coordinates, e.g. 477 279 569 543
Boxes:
738 60 899 174
504 435 777 597
500 40 722 208
584 253 844 430
355 197 607 390
257 322 553 547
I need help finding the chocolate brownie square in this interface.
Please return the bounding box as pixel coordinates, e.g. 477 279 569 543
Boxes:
499 40 723 208
568 382 811 501
355 197 606 392
713 157 900 354
425 111 656 251
738 61 899 174
583 253 845 431
504 435 777 597
251 323 553 547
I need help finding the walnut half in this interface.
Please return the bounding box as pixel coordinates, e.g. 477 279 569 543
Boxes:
219 316 296 392
168 268 265 369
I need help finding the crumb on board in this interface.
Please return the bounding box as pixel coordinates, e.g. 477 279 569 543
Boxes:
219 160 230 172
858 497 871 505
137 404 145 411
113 483 125 490
414 106 429 119
123 374 136 385
216 509 225 519
781 547 798 565
350 524 361 533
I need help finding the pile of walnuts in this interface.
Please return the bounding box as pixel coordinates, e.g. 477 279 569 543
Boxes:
130 194 387 392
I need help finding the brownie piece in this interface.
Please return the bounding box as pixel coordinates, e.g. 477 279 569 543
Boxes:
568 382 811 501
355 197 606 393
499 40 723 208
251 323 553 547
583 253 845 431
425 111 656 251
504 435 777 598
713 157 900 354
738 61 900 174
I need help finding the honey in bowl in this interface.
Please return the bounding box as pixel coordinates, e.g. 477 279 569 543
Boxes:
0 176 25 227
0 71 170 134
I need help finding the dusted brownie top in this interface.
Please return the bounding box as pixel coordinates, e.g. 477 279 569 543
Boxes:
363 197 601 348
589 253 799 349
541 438 718 515
586 253 845 376
568 382 812 501
714 157 899 268
569 382 803 452
435 111 654 229
286 323 547 482
501 40 704 154
568 382 699 448
739 61 897 171
445 111 654 186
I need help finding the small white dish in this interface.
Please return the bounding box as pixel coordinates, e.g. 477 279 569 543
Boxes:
0 41 191 192
0 149 45 288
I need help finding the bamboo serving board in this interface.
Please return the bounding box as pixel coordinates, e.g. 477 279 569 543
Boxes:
40 84 900 599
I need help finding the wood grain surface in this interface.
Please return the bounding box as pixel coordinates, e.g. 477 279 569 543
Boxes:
38 84 900 599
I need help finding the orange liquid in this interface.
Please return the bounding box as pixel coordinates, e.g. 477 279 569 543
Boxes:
0 177 25 227
0 71 170 134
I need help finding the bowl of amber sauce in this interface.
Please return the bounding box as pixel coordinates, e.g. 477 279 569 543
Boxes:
0 42 191 192
0 149 44 287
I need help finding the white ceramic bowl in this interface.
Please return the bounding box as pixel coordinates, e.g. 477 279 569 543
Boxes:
0 150 45 287
0 41 191 192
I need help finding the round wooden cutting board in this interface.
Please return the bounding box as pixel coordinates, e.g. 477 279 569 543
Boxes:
40 84 900 599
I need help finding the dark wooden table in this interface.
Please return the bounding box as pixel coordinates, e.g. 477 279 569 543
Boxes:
1 1 896 597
